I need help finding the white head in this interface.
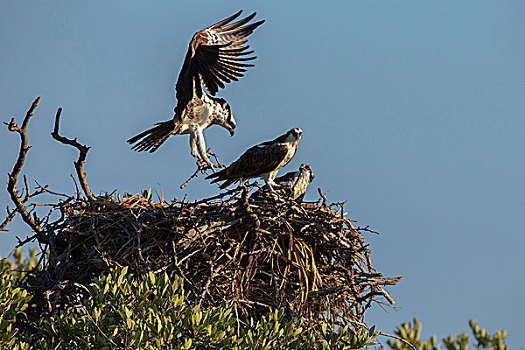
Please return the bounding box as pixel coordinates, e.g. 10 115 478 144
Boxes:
299 163 315 182
213 98 236 136
286 128 303 142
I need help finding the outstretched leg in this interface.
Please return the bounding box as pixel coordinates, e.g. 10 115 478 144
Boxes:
194 126 215 172
189 132 199 158
262 172 277 192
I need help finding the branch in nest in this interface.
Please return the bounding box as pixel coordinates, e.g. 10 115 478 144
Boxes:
317 188 328 207
193 185 243 204
3 97 47 243
51 107 95 200
27 184 402 327
180 149 224 189
1 176 47 233
357 225 380 235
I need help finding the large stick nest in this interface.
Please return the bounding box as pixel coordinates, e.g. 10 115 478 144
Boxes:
4 98 401 329
28 185 401 328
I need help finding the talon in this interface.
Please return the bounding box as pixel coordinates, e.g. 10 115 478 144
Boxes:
196 159 207 170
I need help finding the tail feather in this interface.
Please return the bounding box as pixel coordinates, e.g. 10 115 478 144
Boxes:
206 168 236 189
128 120 178 153
219 179 235 189
206 169 224 180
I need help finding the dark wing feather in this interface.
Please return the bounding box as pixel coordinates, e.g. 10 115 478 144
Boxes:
207 143 288 183
174 11 264 115
209 10 243 29
274 171 299 185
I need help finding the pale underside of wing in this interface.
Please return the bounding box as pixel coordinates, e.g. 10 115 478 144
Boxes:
175 11 264 116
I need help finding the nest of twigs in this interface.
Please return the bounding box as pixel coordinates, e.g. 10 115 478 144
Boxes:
27 184 401 328
4 98 401 329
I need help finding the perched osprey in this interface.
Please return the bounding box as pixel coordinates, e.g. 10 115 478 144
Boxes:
127 11 264 168
273 164 315 201
206 128 303 191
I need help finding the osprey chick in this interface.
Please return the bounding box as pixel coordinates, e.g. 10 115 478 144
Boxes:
207 128 303 191
273 164 315 201
127 11 264 169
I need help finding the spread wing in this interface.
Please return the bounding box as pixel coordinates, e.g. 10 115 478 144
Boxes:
175 11 264 116
208 143 288 183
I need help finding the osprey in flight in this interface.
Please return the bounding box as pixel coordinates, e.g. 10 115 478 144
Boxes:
207 128 303 191
127 11 264 168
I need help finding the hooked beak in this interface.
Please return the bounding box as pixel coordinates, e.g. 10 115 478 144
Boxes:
229 128 235 137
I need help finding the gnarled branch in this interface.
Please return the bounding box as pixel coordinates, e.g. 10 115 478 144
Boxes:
51 108 95 200
3 97 47 243
0 206 17 232
0 176 47 233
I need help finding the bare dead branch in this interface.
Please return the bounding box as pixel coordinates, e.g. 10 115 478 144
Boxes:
0 206 17 232
317 187 328 207
193 186 244 204
357 225 380 235
180 149 224 189
51 108 95 200
180 165 204 189
3 97 47 243
15 234 39 248
1 181 47 233
35 180 75 200
69 174 81 199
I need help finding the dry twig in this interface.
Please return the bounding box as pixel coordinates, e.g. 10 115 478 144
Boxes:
51 107 95 200
0 207 17 232
180 149 224 189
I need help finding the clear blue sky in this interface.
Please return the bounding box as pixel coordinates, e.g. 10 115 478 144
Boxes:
1 1 524 347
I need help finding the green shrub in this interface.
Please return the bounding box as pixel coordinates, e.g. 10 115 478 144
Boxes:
387 318 508 350
0 248 38 350
2 250 510 350
1 250 377 349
